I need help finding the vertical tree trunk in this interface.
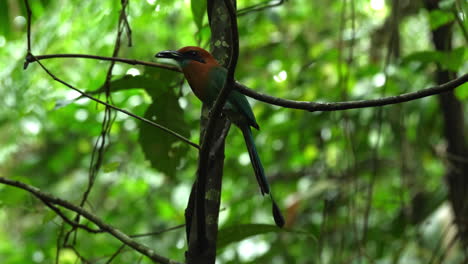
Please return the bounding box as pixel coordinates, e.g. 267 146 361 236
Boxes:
185 1 237 263
185 117 229 264
424 0 468 251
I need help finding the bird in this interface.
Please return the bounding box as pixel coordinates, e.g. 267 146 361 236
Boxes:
156 46 284 227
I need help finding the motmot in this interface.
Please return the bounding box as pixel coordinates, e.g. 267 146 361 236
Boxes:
156 46 284 227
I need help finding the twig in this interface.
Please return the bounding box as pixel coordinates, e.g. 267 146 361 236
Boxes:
237 0 284 16
0 177 182 264
120 0 133 47
24 53 198 149
199 0 239 152
55 224 64 264
235 73 468 111
105 244 127 264
224 0 240 83
24 0 32 52
67 0 131 246
25 53 199 149
40 198 103 233
362 0 401 248
453 2 468 43
63 245 91 263
26 53 468 112
130 224 185 238
24 53 179 72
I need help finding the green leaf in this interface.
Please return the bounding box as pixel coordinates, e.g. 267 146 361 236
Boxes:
136 68 189 176
438 0 455 10
138 90 190 176
217 224 280 250
0 1 10 36
106 69 189 176
98 75 156 94
402 51 441 65
217 224 316 251
93 68 180 97
0 178 30 206
428 10 455 30
191 0 207 30
439 47 466 71
42 210 58 224
143 67 181 98
401 47 465 71
455 82 468 100
103 161 120 173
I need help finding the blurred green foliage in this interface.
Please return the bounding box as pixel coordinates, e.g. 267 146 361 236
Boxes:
0 0 467 263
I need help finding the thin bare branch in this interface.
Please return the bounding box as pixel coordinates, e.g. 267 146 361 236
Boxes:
26 53 468 112
105 244 127 264
25 53 199 149
67 0 131 246
24 0 32 52
0 177 183 264
453 2 468 43
120 0 133 46
235 74 468 111
131 224 185 238
24 53 179 72
237 0 284 16
40 198 103 233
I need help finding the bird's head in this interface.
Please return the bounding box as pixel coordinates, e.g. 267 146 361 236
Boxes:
155 46 222 101
155 46 219 68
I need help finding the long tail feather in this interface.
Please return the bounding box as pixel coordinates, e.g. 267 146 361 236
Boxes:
271 195 285 227
241 125 269 195
241 125 285 227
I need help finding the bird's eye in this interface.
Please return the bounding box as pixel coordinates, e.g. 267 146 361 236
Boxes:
184 50 206 63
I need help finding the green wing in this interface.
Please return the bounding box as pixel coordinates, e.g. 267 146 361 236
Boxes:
208 66 259 129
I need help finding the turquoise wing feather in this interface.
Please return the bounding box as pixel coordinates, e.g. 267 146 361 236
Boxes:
207 67 259 129
206 65 285 227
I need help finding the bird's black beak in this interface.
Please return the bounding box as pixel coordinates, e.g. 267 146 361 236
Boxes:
155 50 206 64
155 50 183 60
